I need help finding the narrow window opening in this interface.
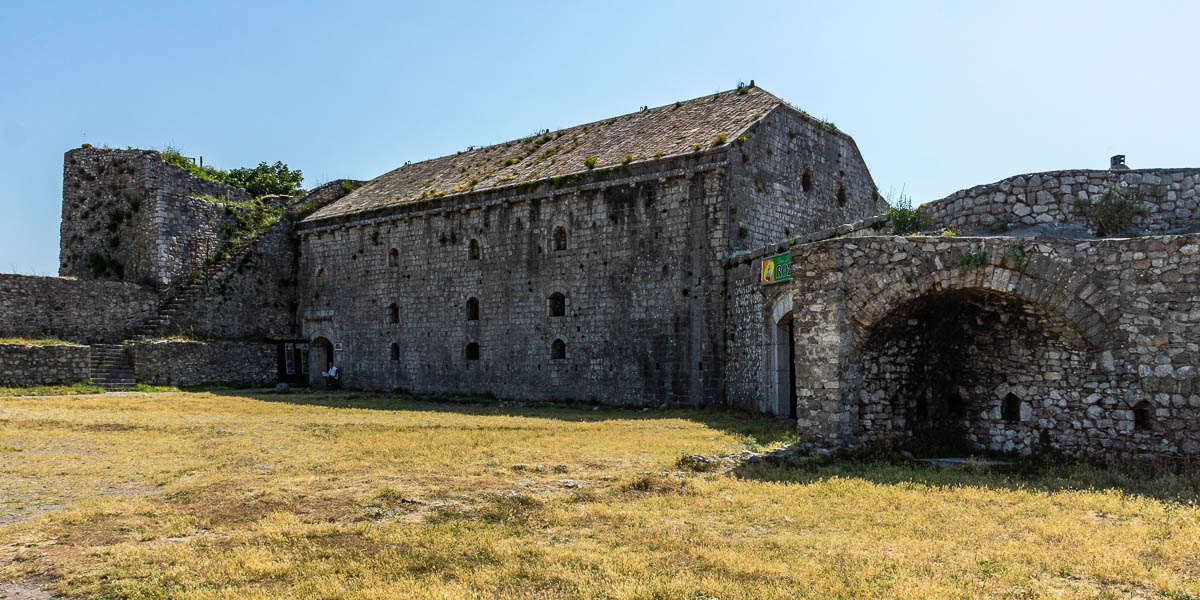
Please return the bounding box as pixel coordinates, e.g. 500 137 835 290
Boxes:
388 303 399 324
836 183 847 206
317 268 326 286
553 226 567 251
466 297 480 321
468 239 481 260
1133 401 1152 431
464 343 480 361
801 169 813 192
551 339 566 360
390 343 400 361
549 292 566 317
1002 393 1022 423
389 248 399 267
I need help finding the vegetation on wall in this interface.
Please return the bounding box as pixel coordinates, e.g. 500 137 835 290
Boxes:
885 194 926 235
161 145 304 197
1080 186 1144 236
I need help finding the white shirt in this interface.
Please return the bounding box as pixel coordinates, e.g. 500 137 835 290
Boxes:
325 365 339 377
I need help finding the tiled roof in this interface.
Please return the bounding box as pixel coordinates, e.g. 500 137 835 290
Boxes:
306 86 784 221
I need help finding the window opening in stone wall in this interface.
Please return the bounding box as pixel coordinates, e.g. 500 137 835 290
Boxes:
467 297 480 321
551 338 566 360
389 248 399 267
317 268 326 286
389 303 399 324
285 343 295 375
469 239 481 260
465 343 480 361
1133 401 1152 431
549 292 566 317
553 226 567 251
390 343 400 361
1001 393 1022 423
299 344 309 374
801 169 813 192
836 183 847 206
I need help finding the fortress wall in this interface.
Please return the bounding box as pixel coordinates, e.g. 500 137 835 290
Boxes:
790 234 1200 460
59 147 250 288
297 168 731 405
0 344 91 387
129 340 275 387
0 274 157 343
920 168 1200 234
728 106 884 250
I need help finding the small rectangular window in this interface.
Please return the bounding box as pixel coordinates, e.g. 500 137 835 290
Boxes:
298 344 309 374
285 343 295 375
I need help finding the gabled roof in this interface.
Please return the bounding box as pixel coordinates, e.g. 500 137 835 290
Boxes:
306 86 784 221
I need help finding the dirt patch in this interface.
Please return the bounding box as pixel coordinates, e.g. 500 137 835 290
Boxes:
0 579 78 599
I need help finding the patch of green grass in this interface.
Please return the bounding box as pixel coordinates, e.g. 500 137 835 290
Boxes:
0 383 104 397
131 383 182 393
0 337 76 346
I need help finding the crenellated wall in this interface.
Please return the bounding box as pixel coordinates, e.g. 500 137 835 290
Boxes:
920 168 1200 235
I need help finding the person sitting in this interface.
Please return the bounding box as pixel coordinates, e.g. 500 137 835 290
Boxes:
322 361 341 390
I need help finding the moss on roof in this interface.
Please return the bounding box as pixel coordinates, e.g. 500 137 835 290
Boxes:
306 86 785 222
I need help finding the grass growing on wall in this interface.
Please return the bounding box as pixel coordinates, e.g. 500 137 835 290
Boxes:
0 337 76 346
1 392 1198 599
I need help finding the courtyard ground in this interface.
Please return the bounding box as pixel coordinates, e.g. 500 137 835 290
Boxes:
1 391 1198 599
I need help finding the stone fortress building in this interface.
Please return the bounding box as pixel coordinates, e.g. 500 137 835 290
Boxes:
2 83 1197 460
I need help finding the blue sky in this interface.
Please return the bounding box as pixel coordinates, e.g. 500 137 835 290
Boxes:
2 0 1196 275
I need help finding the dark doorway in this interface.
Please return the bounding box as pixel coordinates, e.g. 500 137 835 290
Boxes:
310 337 334 387
276 339 311 386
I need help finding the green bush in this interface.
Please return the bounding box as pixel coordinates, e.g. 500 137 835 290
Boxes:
885 195 925 235
1082 187 1143 236
160 146 303 198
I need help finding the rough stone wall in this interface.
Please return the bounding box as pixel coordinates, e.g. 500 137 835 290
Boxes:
920 169 1200 235
297 160 731 405
0 274 157 343
129 340 275 387
728 106 884 250
790 234 1200 460
59 147 250 288
166 217 299 339
0 344 91 386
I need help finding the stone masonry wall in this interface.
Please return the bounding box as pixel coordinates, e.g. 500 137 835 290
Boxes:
728 106 885 250
0 344 91 386
790 234 1200 460
59 147 250 288
129 340 275 387
0 274 157 343
920 168 1200 235
298 160 732 405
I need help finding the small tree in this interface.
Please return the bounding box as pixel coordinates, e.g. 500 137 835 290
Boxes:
225 161 305 197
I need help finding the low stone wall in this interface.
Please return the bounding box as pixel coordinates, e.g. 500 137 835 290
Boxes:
129 340 275 387
0 274 158 343
920 168 1200 234
0 344 91 386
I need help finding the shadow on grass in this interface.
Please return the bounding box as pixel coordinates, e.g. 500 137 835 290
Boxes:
218 390 798 448
730 453 1200 505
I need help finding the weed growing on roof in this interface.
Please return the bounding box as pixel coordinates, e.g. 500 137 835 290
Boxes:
712 135 727 147
622 155 634 165
584 156 598 169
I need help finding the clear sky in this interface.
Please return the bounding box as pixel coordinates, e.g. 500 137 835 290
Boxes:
2 0 1196 275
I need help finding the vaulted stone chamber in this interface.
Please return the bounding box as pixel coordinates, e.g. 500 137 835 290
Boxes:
855 289 1093 454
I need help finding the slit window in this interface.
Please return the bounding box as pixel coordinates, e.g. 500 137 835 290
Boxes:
469 239 481 260
1133 401 1152 431
553 226 567 251
388 303 400 324
801 169 813 192
549 292 566 317
836 183 847 206
467 297 480 321
390 343 400 361
464 343 480 361
389 248 399 267
551 339 566 360
1001 393 1022 423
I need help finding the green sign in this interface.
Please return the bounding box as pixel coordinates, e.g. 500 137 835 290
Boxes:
760 252 792 284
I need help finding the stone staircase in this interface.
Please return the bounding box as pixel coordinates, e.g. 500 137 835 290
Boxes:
129 242 252 340
90 344 136 390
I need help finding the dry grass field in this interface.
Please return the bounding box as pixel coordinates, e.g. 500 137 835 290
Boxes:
1 391 1198 599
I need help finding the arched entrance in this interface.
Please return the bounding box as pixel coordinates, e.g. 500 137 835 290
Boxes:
767 295 797 418
310 337 334 387
854 288 1091 454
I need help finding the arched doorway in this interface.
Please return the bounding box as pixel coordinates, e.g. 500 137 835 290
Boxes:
310 337 334 387
854 289 1091 454
767 295 797 418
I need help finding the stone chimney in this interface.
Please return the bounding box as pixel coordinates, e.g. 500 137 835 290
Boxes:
1110 155 1129 170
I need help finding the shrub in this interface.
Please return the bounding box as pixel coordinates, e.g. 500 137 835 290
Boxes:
885 194 925 235
160 145 304 198
584 156 598 169
1082 186 1143 236
712 135 727 147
